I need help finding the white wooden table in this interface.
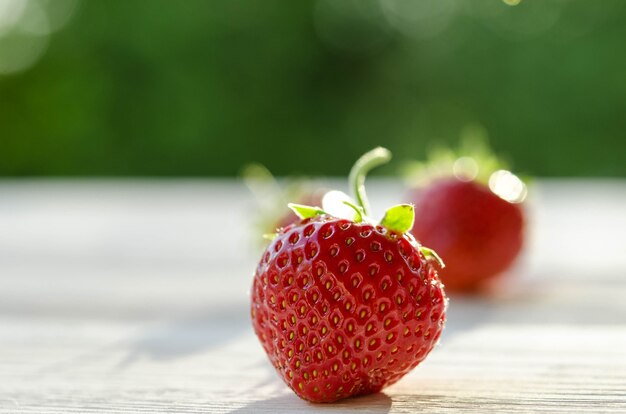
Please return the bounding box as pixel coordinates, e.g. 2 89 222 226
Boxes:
1 179 625 413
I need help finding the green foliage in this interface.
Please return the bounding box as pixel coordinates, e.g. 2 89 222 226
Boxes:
1 0 625 176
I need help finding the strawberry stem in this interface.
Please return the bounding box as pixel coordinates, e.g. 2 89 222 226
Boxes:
349 147 391 216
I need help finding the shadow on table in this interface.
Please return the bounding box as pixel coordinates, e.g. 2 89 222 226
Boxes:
227 392 392 414
117 302 250 367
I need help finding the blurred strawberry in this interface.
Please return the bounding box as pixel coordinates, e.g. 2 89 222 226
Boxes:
404 131 527 293
242 163 327 236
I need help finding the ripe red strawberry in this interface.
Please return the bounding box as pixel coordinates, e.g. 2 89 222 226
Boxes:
405 140 526 293
251 148 447 403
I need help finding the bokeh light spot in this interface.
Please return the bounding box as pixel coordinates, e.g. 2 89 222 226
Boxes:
488 170 527 203
0 0 78 75
0 0 26 36
381 0 457 40
0 31 48 74
453 156 479 182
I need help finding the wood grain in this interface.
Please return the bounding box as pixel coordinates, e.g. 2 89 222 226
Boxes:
0 180 625 413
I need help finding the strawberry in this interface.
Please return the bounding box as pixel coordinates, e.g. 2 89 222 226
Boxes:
405 137 527 293
250 148 447 403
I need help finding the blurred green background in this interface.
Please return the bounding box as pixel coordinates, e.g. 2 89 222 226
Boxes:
0 0 624 177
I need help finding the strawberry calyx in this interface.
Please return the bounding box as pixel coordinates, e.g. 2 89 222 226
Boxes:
403 128 528 204
279 148 440 265
285 147 416 234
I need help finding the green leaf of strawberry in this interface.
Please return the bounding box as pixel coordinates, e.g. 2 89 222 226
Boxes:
380 204 414 234
288 203 327 219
